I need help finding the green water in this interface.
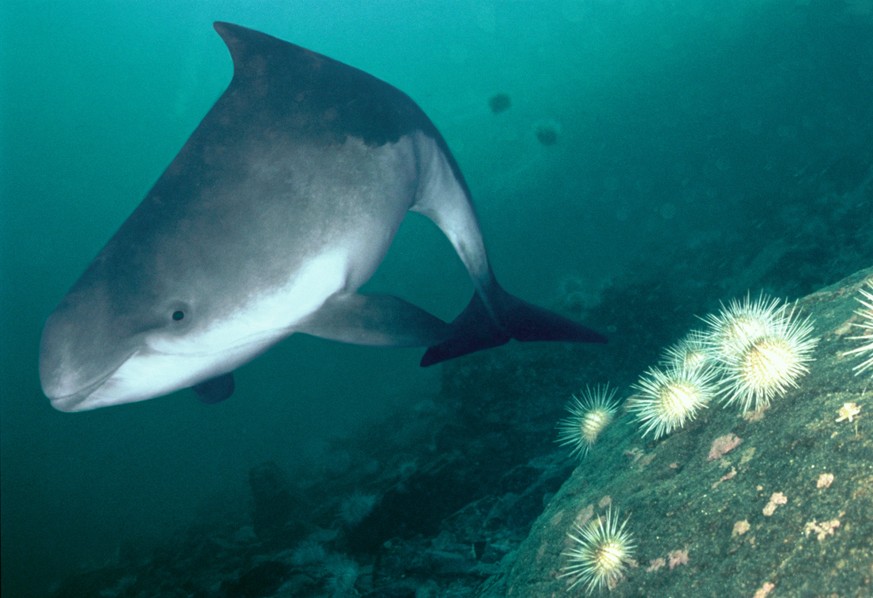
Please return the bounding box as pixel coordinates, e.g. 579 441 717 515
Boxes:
2 1 871 595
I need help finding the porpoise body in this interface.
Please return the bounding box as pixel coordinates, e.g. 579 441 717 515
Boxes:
39 23 604 412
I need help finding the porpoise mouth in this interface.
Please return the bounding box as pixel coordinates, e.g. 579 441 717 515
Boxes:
48 373 116 412
45 329 286 411
50 394 89 412
44 354 134 412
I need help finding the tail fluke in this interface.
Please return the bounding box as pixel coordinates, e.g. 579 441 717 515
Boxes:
420 286 606 366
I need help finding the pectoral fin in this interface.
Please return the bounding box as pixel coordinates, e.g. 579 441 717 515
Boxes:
299 294 452 347
193 372 235 404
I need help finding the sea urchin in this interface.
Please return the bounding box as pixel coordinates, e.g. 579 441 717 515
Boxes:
845 279 873 376
700 292 786 362
718 303 818 412
559 508 636 594
556 384 619 459
660 330 712 373
628 365 719 440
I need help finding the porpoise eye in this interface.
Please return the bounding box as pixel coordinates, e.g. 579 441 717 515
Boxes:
172 310 185 322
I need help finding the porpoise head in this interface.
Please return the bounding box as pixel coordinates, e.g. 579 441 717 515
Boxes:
38 199 349 412
39 244 253 412
38 268 213 412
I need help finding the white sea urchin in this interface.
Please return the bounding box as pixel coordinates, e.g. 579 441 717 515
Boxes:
557 384 619 459
717 303 818 412
660 330 712 373
845 280 873 376
628 365 719 440
559 508 636 594
700 292 786 362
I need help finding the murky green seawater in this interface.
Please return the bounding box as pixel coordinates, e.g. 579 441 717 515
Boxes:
2 1 871 595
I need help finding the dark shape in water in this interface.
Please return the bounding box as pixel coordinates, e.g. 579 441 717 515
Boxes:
535 122 559 146
488 93 511 114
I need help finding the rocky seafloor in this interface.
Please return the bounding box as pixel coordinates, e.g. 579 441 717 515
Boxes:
483 266 873 597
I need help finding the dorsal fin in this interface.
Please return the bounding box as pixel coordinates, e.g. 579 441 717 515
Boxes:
213 21 309 83
211 21 430 146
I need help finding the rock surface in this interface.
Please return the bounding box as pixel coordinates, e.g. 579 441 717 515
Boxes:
483 267 873 597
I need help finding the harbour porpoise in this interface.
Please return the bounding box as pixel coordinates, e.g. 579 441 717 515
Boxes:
39 22 605 412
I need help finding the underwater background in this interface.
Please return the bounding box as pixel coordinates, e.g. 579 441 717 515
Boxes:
1 1 872 596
